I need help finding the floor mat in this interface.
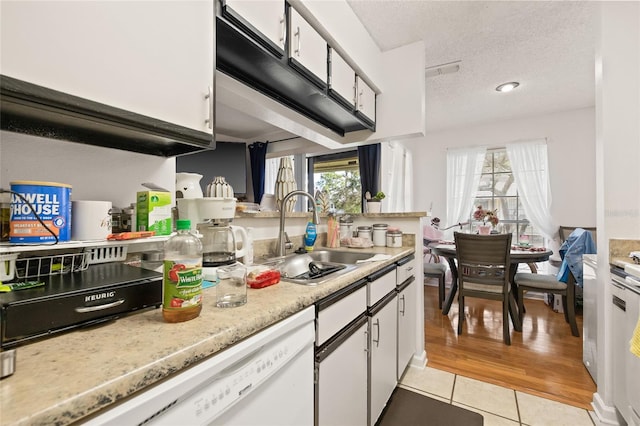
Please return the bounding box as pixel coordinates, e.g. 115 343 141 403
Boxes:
377 387 484 426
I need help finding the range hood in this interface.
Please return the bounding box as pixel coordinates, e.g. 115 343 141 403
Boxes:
0 75 215 157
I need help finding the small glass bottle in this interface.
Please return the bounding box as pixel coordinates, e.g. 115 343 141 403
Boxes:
162 219 203 323
0 193 10 242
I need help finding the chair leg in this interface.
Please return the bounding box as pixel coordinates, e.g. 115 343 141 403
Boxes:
562 295 570 323
457 293 464 335
564 295 580 337
508 293 522 332
438 274 445 309
503 297 511 345
517 287 525 324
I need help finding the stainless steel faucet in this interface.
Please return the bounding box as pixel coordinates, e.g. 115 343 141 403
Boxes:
277 190 320 257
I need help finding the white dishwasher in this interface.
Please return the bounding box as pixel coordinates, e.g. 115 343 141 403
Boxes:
83 307 315 426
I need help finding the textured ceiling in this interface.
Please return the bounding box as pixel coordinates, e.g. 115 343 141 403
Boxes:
346 0 598 133
217 1 598 143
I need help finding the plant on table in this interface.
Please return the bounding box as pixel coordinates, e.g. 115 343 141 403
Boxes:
473 205 499 227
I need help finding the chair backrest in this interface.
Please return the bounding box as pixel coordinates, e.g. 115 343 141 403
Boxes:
559 226 596 247
454 232 513 293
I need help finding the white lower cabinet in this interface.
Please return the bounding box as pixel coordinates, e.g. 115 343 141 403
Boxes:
368 292 398 426
397 277 417 379
315 262 405 426
315 316 368 426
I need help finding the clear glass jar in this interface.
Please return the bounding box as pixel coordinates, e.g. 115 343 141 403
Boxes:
339 217 354 240
356 226 372 242
386 230 403 248
372 223 387 247
217 262 247 308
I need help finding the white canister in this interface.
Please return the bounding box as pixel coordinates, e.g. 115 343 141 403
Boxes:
71 200 112 241
356 226 372 242
372 223 387 247
386 229 403 248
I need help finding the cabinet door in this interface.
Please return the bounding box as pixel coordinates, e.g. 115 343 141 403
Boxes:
329 48 356 108
288 7 327 89
316 320 368 426
356 76 376 123
0 1 214 134
224 0 286 54
397 279 417 379
370 295 398 426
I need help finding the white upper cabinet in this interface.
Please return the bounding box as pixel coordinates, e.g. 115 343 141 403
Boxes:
0 1 214 134
223 0 286 54
288 7 328 88
329 48 356 108
356 76 376 124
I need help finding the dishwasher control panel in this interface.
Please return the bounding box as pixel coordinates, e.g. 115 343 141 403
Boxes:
190 343 292 422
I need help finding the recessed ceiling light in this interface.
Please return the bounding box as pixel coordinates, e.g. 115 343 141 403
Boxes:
496 82 520 92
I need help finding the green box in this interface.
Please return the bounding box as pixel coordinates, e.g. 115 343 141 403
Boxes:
136 191 172 235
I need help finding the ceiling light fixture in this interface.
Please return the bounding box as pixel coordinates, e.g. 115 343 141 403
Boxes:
425 60 461 78
495 82 520 92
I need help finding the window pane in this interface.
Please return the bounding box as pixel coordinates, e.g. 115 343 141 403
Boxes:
494 172 517 196
311 152 361 214
493 151 511 172
469 149 545 247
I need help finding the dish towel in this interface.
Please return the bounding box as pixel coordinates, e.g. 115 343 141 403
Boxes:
356 254 392 263
631 308 640 359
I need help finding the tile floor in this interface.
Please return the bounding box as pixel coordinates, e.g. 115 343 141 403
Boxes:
399 366 596 426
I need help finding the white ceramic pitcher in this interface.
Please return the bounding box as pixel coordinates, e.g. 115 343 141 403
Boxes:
176 173 204 199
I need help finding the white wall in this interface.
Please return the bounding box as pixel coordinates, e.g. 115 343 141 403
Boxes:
0 131 175 209
401 107 596 235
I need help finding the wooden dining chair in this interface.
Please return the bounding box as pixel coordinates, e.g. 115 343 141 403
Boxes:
424 238 448 309
514 269 580 337
454 232 515 345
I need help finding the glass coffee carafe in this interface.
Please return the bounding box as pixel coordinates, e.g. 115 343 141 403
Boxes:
198 220 247 267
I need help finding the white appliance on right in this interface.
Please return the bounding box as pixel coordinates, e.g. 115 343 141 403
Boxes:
611 265 640 426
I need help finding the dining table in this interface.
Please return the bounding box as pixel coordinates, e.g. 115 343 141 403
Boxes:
428 241 553 330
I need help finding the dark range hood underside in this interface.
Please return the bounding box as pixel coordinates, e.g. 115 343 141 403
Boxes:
0 75 215 157
216 14 374 137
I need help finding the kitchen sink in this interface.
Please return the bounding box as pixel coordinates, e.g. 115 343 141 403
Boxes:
261 250 378 285
306 250 378 265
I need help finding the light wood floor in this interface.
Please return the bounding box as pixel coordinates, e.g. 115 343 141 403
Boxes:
423 284 597 410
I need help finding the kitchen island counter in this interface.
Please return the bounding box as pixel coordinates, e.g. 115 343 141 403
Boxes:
0 246 413 425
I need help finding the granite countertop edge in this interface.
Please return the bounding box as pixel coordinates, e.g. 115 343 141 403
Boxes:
1 247 413 425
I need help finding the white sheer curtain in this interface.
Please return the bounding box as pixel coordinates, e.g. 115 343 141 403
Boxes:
506 139 556 240
263 157 280 196
446 146 486 235
381 142 413 212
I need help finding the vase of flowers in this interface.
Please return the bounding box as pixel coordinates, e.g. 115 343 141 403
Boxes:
473 205 499 234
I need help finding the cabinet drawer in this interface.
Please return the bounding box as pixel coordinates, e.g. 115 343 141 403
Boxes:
316 282 367 346
396 256 416 285
368 268 396 307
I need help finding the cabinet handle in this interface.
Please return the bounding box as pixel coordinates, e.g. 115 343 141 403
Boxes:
406 266 414 272
364 329 369 353
400 295 406 315
75 299 124 313
205 85 213 129
279 14 286 47
373 318 380 347
358 89 364 109
294 26 301 57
